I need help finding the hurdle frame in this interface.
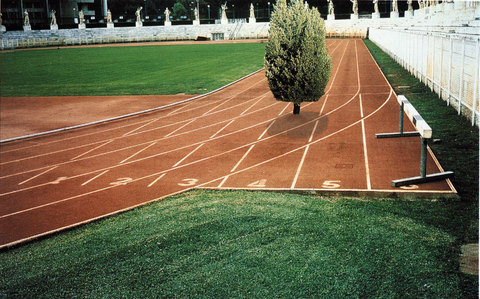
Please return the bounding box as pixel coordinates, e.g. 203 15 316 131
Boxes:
376 95 454 187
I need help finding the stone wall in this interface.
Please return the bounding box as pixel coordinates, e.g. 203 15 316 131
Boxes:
0 22 269 50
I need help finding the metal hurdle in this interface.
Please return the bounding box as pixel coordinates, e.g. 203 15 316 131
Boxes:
376 95 454 187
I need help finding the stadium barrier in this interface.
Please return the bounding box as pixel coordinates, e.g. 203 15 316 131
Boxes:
370 28 480 127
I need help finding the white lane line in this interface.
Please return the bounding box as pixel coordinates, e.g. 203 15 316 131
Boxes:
278 103 290 116
148 173 166 188
218 144 255 188
201 78 268 116
119 141 158 164
290 120 319 189
210 119 235 139
164 119 196 138
0 72 265 157
324 39 350 94
231 144 255 173
70 140 114 161
81 170 109 186
240 94 268 116
320 95 329 114
2 42 358 191
0 102 280 181
290 94 328 189
209 92 269 139
0 96 274 167
2 87 360 196
122 118 160 137
2 91 394 219
18 166 58 186
359 94 372 190
355 41 372 190
217 175 230 188
172 143 205 167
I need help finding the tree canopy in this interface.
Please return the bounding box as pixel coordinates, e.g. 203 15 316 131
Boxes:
264 0 331 114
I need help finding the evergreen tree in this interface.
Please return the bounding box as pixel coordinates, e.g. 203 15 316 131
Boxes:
264 0 331 114
173 2 188 19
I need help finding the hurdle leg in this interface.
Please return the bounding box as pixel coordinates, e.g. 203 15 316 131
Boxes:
420 137 427 178
376 100 420 138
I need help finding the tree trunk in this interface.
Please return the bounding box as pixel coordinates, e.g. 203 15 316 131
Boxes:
293 103 301 114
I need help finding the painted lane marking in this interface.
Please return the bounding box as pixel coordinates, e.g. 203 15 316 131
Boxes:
359 94 372 190
110 177 133 187
1 87 363 196
81 170 109 186
290 120 320 189
201 78 267 116
49 177 68 185
0 98 277 168
1 72 394 220
178 178 199 187
164 119 197 138
0 75 267 160
210 119 236 139
148 173 166 188
172 143 205 168
240 94 268 116
18 166 58 186
0 102 280 181
355 40 372 191
290 92 330 189
119 141 158 164
321 180 342 189
248 179 267 188
122 118 160 137
70 140 114 161
2 41 376 195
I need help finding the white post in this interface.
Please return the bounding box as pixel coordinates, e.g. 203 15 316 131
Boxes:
448 36 453 106
472 39 479 125
458 38 465 115
439 35 444 99
432 35 436 92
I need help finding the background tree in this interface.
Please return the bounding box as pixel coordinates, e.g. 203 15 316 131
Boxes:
172 2 188 19
264 0 331 114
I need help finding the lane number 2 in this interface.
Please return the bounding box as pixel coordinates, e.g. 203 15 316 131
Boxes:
110 177 133 187
248 179 267 188
178 178 199 187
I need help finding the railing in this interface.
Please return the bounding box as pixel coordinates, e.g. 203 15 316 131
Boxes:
370 28 480 127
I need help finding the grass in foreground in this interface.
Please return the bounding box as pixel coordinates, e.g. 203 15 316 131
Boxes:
0 190 476 298
0 43 266 97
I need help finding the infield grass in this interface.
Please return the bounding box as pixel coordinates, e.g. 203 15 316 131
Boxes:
0 43 266 97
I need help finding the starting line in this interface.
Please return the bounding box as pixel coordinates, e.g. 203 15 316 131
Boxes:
376 95 454 187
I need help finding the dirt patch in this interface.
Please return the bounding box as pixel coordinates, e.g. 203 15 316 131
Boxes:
0 94 195 140
460 244 479 275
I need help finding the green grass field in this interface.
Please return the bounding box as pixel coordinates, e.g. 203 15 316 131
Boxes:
0 41 478 297
0 43 266 97
0 191 476 298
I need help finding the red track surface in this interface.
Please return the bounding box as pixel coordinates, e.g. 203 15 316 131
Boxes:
0 39 455 248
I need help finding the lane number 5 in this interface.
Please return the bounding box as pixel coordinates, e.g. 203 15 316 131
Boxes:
322 180 341 189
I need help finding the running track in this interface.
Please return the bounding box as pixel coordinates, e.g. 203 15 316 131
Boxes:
0 39 455 248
